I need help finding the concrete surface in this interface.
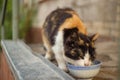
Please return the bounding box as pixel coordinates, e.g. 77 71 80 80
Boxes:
1 40 74 80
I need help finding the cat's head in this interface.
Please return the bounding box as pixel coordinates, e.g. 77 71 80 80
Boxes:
64 28 99 66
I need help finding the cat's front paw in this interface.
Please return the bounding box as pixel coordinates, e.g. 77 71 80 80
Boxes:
59 65 68 72
45 54 52 60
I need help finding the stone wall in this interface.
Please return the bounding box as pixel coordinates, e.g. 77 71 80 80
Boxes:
31 0 119 40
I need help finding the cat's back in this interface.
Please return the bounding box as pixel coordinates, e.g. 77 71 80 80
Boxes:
42 8 87 45
43 8 74 34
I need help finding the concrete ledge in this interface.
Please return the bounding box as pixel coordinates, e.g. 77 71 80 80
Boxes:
1 40 75 80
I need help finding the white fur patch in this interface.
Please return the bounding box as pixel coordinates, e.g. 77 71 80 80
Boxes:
52 31 64 54
84 52 91 66
52 31 67 71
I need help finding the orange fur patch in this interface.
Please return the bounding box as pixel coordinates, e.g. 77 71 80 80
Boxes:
59 12 87 35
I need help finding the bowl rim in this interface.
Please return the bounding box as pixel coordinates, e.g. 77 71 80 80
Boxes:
67 60 101 70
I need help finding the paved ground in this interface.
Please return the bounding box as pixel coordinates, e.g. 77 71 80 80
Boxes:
93 40 118 80
29 37 118 80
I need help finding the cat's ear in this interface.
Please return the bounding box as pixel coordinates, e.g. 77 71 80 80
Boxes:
89 33 99 42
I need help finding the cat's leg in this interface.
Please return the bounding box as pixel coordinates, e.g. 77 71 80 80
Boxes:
52 45 68 72
42 29 53 60
52 31 68 72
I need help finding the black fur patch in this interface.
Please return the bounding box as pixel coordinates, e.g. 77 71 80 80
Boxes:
43 8 73 45
64 28 82 60
63 28 79 44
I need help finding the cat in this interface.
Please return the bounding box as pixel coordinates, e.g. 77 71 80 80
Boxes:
42 8 99 71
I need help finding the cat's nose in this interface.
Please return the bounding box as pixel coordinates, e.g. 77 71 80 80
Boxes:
84 63 89 66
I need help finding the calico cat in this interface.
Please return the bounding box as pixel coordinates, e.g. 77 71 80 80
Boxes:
42 8 99 71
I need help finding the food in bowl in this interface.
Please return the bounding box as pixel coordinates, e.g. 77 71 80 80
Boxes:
67 60 101 79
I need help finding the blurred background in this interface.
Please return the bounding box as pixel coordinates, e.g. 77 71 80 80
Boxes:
0 0 120 42
0 0 119 80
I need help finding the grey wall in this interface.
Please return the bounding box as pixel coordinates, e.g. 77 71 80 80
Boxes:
32 0 119 40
